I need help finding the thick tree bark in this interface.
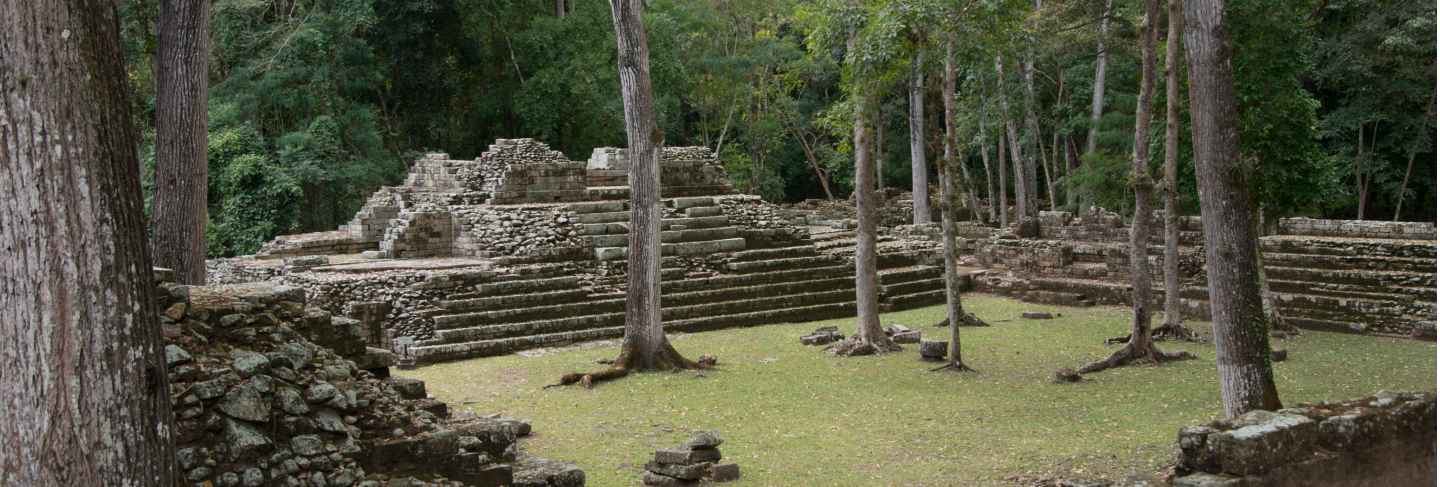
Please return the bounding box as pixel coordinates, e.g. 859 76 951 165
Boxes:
152 0 211 285
1155 0 1196 340
1086 0 1113 155
606 0 696 372
909 49 931 224
996 54 1029 222
0 0 178 483
848 33 896 354
1079 0 1193 374
1183 0 1284 418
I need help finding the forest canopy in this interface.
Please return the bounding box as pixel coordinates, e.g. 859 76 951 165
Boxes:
116 0 1436 257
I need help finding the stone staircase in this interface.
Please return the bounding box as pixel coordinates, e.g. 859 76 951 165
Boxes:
570 197 747 261
410 250 863 362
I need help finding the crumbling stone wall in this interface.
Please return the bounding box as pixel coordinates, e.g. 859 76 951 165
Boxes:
452 205 586 259
717 195 810 249
1173 391 1435 487
379 210 456 259
1280 218 1436 240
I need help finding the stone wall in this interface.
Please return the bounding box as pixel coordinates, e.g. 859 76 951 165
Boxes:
378 210 457 259
155 272 583 486
461 139 588 204
717 195 810 249
257 231 379 260
1279 218 1436 240
1173 391 1435 486
452 205 588 259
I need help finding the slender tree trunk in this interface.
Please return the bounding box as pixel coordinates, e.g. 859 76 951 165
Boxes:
1 0 178 483
979 86 997 223
1184 0 1283 418
940 38 974 370
555 0 566 17
1022 25 1043 216
875 107 885 191
998 122 1010 227
1355 126 1367 220
1157 0 1191 338
608 0 694 371
1040 132 1057 211
1086 0 1113 155
151 0 211 285
996 54 1029 222
1394 151 1416 221
909 49 931 224
794 129 837 200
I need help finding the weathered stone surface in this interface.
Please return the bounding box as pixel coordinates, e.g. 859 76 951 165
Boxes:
224 419 273 460
891 330 922 344
231 350 270 377
290 435 325 456
1021 311 1054 319
305 382 339 403
513 456 585 487
684 431 724 449
645 461 708 480
654 447 722 465
642 471 699 487
709 462 741 482
919 340 947 360
1206 411 1319 476
218 380 272 422
388 377 428 399
166 344 193 366
1172 472 1243 487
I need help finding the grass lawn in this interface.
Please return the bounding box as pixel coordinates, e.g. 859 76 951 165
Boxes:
401 294 1437 486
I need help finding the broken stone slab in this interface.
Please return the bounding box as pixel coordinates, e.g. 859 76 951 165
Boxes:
1021 311 1054 319
387 377 428 399
645 461 708 480
800 329 843 346
653 447 722 465
642 471 698 487
1172 472 1244 487
684 431 724 449
1205 410 1319 476
891 330 922 344
919 340 947 361
709 463 741 482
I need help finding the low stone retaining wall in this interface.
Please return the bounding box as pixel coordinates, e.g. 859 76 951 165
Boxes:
1279 218 1436 240
1173 391 1436 487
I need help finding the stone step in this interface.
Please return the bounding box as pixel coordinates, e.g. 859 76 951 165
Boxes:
414 326 627 363
1266 266 1435 289
666 301 857 334
685 206 723 218
725 256 839 273
662 264 852 293
665 277 855 307
1270 292 1419 320
881 289 948 312
1280 306 1421 335
584 226 742 248
1262 252 1435 273
566 201 627 214
670 197 716 210
576 211 631 225
586 186 630 200
728 246 820 262
1261 235 1438 260
880 277 946 296
661 215 731 230
1269 279 1426 303
878 266 943 285
449 276 581 300
594 238 746 261
665 288 855 322
580 222 629 236
434 298 626 330
430 312 626 344
439 288 592 313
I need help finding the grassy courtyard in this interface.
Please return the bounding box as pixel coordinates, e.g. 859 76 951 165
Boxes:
402 295 1437 486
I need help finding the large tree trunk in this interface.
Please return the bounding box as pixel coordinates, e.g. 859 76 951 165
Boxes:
151 0 211 285
846 33 896 354
996 54 1029 222
607 0 695 372
1079 0 1192 374
1 0 179 483
1183 0 1284 418
909 49 931 225
1086 0 1113 155
1155 0 1196 341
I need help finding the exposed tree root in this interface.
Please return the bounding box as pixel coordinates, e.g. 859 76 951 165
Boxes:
930 361 978 373
1077 341 1194 374
1151 322 1204 342
546 346 716 389
826 336 902 356
932 312 991 328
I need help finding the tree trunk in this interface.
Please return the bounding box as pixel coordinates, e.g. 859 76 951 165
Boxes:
608 0 694 371
0 0 179 483
979 85 997 223
874 107 885 191
996 54 1029 222
794 129 837 200
1394 151 1416 221
1156 0 1195 340
848 33 896 353
1355 125 1367 220
1183 0 1283 418
1086 0 1113 155
555 0 566 17
152 0 211 285
998 122 1009 227
1079 0 1192 375
1021 30 1043 216
940 37 975 370
909 49 931 225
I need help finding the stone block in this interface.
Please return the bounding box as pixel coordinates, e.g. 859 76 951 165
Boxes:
891 330 921 344
1205 411 1319 476
919 340 947 361
642 471 698 487
645 461 708 480
709 463 741 482
654 448 722 465
387 377 427 399
1021 311 1054 319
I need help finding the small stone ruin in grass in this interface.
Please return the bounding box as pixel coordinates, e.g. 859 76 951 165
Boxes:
800 326 844 346
643 431 739 486
884 324 921 344
920 340 948 361
1021 311 1055 320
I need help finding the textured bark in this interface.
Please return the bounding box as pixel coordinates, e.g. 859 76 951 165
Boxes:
1021 29 1042 215
1183 0 1283 418
909 49 931 225
995 54 1029 221
849 33 895 353
1078 0 1193 375
0 0 178 484
939 39 974 371
997 122 1009 227
978 87 997 223
1086 0 1113 155
608 0 695 371
152 0 211 285
1158 0 1192 337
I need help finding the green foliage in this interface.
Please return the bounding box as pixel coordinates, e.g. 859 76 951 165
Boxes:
1066 151 1134 214
207 123 302 256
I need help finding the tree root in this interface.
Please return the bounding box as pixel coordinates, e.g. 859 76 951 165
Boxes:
930 361 978 373
1076 341 1194 374
933 312 991 328
826 336 903 356
546 347 716 389
1151 322 1203 342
